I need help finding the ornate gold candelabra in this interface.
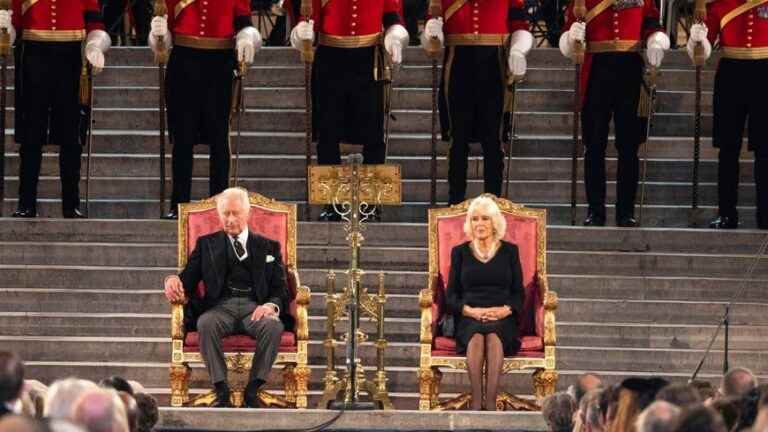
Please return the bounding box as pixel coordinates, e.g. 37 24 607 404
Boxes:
308 154 401 410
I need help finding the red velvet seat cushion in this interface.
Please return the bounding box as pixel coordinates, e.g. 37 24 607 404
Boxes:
183 331 297 353
433 336 543 354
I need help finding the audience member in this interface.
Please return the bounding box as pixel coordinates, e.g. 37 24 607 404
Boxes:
0 415 48 432
609 378 669 432
656 384 702 407
116 393 137 432
124 384 144 397
578 389 605 432
98 379 133 397
720 368 758 399
672 405 726 432
600 384 621 429
24 381 48 419
572 373 604 404
45 379 98 420
709 398 740 432
71 389 128 432
132 394 157 432
734 387 761 431
690 380 717 402
47 419 87 432
635 401 681 432
0 352 25 419
542 392 576 432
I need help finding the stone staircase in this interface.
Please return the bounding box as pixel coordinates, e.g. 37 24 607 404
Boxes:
0 47 766 411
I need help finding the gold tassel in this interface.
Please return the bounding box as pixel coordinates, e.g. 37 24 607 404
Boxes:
79 65 91 106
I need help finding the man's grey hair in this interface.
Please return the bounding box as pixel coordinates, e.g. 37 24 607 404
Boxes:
72 388 129 432
635 401 681 432
720 367 758 397
44 378 99 419
542 392 576 432
216 187 250 214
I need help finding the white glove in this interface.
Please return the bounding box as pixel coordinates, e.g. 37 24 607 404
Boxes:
149 15 172 52
384 24 409 65
507 30 533 77
290 20 314 50
0 10 15 45
686 23 712 63
646 31 670 68
236 27 262 64
559 22 585 58
420 17 444 49
85 30 111 74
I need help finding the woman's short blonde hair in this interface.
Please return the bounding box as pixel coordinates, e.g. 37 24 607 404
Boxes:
463 195 507 240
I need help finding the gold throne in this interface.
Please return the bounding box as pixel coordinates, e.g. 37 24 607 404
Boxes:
169 191 310 408
418 195 559 410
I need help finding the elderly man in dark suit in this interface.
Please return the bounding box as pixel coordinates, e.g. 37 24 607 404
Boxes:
163 188 288 408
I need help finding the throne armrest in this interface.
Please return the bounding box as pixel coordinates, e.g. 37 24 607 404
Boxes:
539 273 558 348
295 285 311 342
419 274 438 345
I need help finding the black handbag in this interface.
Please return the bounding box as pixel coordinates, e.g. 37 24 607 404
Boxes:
439 313 455 338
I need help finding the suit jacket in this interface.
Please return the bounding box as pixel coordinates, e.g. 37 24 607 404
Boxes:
179 230 293 332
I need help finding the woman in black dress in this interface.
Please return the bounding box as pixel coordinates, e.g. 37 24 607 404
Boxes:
446 196 525 411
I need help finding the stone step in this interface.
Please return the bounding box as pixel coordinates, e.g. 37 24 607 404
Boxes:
7 133 739 160
2 264 765 303
3 220 766 255
1 201 757 228
96 46 718 69
1 289 764 326
0 176 745 206
0 107 714 137
4 336 765 374
3 241 768 277
3 310 767 352
3 153 750 184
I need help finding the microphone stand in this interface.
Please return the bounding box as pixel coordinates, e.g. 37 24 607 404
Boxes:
689 234 768 381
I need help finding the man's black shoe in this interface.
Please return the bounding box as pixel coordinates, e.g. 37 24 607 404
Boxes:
709 215 738 229
162 209 178 220
616 216 638 228
583 213 606 227
318 205 341 222
243 379 265 408
12 208 37 218
63 208 87 219
213 382 231 408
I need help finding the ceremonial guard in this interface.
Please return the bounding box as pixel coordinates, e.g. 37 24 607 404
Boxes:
10 0 111 218
148 0 262 219
687 1 768 229
288 0 409 221
559 0 670 226
421 0 534 205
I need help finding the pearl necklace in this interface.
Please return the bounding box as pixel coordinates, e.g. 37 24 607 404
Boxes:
473 239 499 262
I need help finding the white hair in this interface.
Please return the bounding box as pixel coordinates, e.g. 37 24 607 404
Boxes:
72 388 128 432
45 378 99 419
635 401 681 432
216 187 250 214
463 195 507 240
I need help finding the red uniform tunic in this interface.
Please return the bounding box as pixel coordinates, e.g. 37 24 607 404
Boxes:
12 0 103 41
166 0 251 49
289 0 402 47
438 0 528 46
563 0 663 106
705 0 768 58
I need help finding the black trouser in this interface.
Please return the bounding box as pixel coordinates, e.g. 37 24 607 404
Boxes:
16 41 83 213
582 52 644 220
447 46 505 205
313 45 385 165
102 0 152 45
713 58 768 227
166 46 235 207
403 0 427 45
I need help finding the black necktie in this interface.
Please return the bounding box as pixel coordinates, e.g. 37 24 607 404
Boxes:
232 237 246 260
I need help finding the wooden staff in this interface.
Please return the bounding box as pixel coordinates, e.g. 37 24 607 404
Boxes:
0 0 10 216
230 61 247 186
82 65 95 217
427 0 442 206
689 0 707 227
570 0 586 226
638 66 658 226
300 0 314 219
154 0 169 218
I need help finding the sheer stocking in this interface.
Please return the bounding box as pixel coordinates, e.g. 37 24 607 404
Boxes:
484 333 504 411
466 333 486 410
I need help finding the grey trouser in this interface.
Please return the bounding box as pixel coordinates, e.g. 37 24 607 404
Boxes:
196 296 284 385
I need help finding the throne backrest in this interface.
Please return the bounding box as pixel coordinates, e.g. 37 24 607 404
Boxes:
429 196 547 338
178 192 298 311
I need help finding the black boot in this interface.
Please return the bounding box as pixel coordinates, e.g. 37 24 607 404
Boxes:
162 207 179 220
243 379 265 408
583 211 605 227
709 215 738 229
12 207 37 218
616 216 638 228
63 208 87 219
213 381 231 408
